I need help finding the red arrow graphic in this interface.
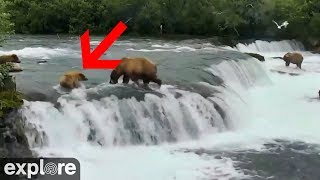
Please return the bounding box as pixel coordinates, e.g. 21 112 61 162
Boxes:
80 21 127 69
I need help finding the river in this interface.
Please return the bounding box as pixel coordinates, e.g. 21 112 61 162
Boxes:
1 35 320 180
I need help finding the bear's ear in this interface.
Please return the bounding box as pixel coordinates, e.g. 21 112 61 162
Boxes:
11 54 21 63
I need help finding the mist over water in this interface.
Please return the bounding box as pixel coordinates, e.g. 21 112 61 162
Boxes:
1 36 320 179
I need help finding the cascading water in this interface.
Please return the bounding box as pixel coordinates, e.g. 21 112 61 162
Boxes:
22 55 266 149
233 40 305 53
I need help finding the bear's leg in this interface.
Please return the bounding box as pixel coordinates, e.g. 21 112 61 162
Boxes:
152 78 162 86
297 63 302 69
123 74 130 84
285 61 290 67
130 74 140 86
142 78 151 89
143 78 150 85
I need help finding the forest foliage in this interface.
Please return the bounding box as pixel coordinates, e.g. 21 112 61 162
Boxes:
0 0 22 117
1 0 320 39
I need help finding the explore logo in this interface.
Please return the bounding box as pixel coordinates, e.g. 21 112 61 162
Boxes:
0 158 80 180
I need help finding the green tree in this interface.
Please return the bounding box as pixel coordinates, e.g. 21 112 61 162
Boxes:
0 0 14 43
2 0 320 39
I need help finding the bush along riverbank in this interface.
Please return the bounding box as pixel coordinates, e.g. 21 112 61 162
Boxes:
0 63 32 158
3 0 320 40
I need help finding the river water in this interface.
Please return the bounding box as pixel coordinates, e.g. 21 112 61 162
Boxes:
1 35 320 180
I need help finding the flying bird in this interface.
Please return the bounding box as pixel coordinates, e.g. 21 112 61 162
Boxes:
272 20 289 29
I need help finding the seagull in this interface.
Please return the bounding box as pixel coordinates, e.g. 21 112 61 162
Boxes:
272 20 289 29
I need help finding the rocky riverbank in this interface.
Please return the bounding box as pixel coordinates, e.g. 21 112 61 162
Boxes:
0 72 33 158
0 109 32 158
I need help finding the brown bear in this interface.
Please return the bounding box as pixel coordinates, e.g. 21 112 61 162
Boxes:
0 54 21 64
59 71 88 89
109 57 162 86
283 52 304 69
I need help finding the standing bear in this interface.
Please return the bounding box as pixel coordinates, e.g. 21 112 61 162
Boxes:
59 71 88 89
109 57 162 86
283 52 304 69
0 54 21 64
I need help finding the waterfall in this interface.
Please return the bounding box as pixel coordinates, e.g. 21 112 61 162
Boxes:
234 40 305 53
21 57 268 149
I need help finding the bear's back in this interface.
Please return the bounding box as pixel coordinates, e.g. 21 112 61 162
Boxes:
59 71 82 89
0 55 14 64
290 53 303 63
119 57 156 75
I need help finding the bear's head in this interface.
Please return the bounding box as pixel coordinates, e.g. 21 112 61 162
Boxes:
283 53 291 60
109 70 119 84
78 73 88 81
283 53 291 64
11 54 21 63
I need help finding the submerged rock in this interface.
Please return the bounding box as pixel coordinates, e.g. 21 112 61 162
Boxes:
245 53 265 62
37 60 48 64
272 56 283 60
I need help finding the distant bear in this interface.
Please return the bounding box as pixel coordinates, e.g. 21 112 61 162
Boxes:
0 54 21 64
283 52 303 69
109 57 162 86
59 71 88 89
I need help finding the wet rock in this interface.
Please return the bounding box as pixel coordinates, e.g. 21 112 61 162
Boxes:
313 46 320 54
37 60 48 64
9 63 23 72
0 110 33 158
245 53 265 62
304 38 320 53
23 90 60 103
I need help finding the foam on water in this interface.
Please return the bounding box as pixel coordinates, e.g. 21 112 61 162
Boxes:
91 40 137 47
22 85 250 179
127 43 218 53
0 47 75 59
127 48 178 52
151 44 178 48
243 54 320 142
234 40 305 53
23 84 235 148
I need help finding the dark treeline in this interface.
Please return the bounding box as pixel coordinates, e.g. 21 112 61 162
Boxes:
2 0 320 39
